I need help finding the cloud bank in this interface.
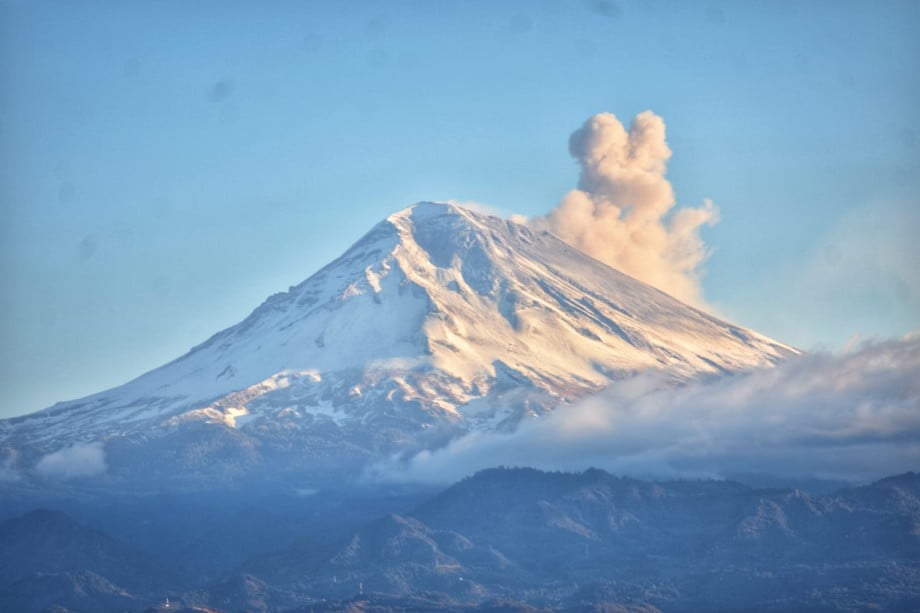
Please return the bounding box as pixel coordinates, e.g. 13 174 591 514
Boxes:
370 335 920 484
35 442 107 480
531 111 718 306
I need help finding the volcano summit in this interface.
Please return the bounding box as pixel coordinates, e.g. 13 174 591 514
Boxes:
0 202 795 490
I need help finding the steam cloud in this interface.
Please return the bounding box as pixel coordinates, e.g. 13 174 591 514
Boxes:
531 111 718 306
370 335 920 484
36 441 106 480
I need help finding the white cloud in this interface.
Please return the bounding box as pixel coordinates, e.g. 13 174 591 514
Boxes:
36 441 107 479
370 335 920 484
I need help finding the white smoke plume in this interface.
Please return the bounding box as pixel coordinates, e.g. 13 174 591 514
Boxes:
531 111 718 306
370 335 920 485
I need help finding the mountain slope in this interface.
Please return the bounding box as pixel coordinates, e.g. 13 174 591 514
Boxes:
0 202 795 486
0 509 173 593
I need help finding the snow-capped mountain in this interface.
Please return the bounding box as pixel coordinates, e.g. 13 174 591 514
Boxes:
0 202 796 488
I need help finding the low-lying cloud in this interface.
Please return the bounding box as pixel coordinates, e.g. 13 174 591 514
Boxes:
36 441 107 480
371 335 920 484
530 111 718 306
0 453 18 483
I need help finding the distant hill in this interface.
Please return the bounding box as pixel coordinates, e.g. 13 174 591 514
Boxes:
3 470 918 611
0 508 177 611
240 468 920 611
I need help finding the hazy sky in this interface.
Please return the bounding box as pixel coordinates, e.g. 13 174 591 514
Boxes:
1 0 918 418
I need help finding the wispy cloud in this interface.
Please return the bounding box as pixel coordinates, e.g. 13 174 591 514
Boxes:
444 199 515 220
370 335 920 484
35 442 107 480
0 454 19 483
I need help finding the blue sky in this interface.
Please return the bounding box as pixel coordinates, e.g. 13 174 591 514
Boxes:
1 0 917 418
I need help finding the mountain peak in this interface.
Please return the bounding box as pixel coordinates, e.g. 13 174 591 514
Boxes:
390 199 469 219
390 199 492 220
2 200 795 486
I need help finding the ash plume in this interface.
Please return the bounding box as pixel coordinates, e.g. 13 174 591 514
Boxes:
531 111 718 306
